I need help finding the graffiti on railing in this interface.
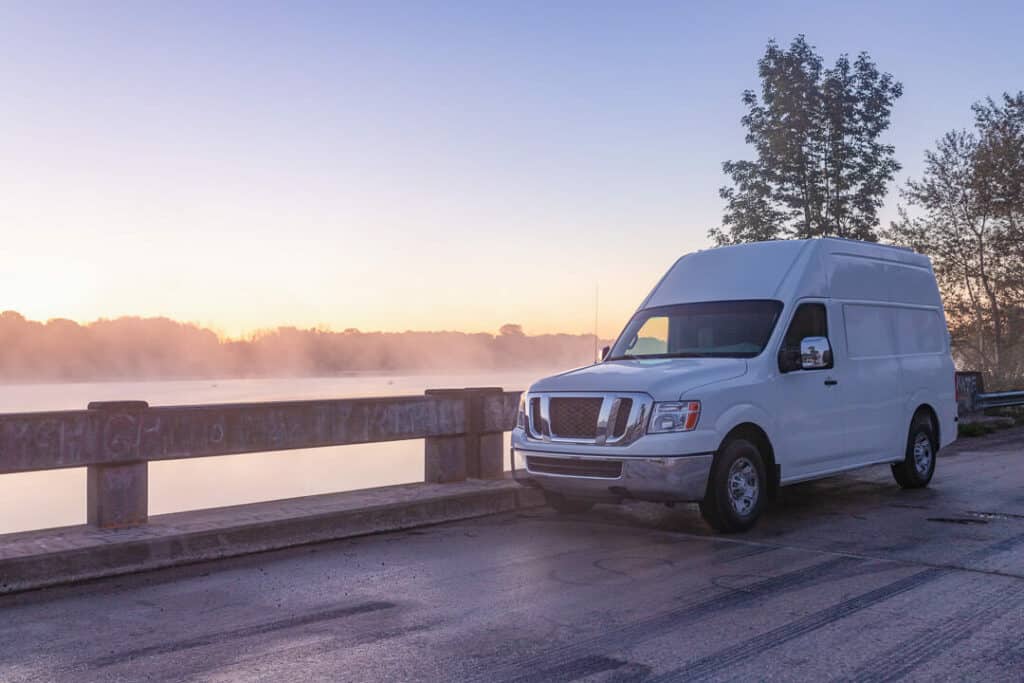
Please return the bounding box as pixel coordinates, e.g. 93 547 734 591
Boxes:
956 371 984 414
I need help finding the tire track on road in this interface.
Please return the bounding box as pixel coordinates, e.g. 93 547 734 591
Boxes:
480 554 865 683
650 567 948 682
850 580 1024 683
650 530 1024 682
89 600 396 668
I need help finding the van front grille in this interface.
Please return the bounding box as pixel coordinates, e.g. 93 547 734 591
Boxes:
522 392 652 446
526 456 623 478
612 399 633 437
548 398 603 439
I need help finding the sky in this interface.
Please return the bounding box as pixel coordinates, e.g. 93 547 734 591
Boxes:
2 1 1022 339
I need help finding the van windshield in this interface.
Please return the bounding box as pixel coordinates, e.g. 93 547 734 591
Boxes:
607 300 784 360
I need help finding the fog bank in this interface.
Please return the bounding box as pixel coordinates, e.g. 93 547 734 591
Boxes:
0 312 611 381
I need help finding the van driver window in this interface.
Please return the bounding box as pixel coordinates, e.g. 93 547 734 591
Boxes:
783 303 828 349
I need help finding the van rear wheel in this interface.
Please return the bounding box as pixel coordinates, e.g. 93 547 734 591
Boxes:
892 412 937 489
700 437 767 533
544 492 594 514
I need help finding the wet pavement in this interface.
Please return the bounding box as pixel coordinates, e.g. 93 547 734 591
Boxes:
2 427 1023 682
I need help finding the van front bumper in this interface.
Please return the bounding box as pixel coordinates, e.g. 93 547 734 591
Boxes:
512 448 713 503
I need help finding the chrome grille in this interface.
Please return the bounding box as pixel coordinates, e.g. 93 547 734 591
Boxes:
611 398 633 438
524 392 652 446
549 398 602 439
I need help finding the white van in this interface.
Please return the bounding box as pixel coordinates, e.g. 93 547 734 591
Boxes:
511 238 957 532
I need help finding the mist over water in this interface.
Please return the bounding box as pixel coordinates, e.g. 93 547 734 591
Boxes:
0 371 555 535
0 312 610 381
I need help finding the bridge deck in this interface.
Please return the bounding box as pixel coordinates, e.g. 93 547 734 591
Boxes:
3 428 1024 681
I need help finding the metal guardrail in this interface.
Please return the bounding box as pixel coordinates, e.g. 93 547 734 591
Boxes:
975 390 1024 410
0 387 521 529
957 371 1024 413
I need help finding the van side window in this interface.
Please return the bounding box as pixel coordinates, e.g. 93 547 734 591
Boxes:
783 303 828 349
780 303 832 371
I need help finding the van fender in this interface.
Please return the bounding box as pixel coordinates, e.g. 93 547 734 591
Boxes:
711 403 778 453
903 389 931 423
903 388 945 445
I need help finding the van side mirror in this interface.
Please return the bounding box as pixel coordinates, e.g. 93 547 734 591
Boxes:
800 337 833 370
600 345 610 361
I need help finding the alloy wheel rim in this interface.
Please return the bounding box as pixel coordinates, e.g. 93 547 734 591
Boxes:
727 456 759 516
913 432 933 476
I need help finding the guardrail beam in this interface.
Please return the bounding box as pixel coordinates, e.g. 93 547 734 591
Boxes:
0 389 523 529
957 371 1024 413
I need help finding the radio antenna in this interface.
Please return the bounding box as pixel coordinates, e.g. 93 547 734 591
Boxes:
593 282 599 362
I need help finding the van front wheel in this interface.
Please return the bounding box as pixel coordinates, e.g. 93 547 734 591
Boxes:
699 437 767 533
892 413 937 489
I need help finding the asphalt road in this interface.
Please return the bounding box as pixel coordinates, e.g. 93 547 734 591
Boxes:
3 428 1024 682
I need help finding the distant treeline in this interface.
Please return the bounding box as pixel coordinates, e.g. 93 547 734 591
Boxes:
0 312 608 381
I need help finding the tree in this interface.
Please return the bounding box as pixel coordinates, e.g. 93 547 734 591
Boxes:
885 93 1024 388
710 36 903 244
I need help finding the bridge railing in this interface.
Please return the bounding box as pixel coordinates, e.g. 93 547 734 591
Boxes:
957 371 1024 414
0 387 521 529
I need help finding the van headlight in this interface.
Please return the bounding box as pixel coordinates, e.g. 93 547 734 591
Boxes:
648 401 701 433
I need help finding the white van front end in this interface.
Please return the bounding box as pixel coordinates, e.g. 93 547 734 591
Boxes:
510 393 715 503
511 356 754 504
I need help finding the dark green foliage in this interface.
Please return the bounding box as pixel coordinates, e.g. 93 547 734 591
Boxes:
710 36 903 244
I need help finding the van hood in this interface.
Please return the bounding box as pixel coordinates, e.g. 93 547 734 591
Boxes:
529 358 748 401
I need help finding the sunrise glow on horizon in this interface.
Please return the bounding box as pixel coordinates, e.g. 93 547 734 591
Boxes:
3 2 1022 339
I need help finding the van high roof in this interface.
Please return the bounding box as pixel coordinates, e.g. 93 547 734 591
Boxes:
641 238 938 310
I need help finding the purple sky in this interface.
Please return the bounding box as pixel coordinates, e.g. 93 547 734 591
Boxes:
2 1 1021 337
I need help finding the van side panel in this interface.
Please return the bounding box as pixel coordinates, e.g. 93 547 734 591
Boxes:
826 245 954 462
829 253 941 307
840 301 955 457
839 303 905 460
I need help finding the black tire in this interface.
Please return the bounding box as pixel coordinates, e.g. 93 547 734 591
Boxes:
699 437 768 533
892 412 937 489
544 492 595 514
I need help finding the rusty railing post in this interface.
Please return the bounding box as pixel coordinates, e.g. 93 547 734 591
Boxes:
424 388 504 482
86 401 149 529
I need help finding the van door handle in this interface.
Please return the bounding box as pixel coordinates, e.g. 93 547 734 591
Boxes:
824 379 838 386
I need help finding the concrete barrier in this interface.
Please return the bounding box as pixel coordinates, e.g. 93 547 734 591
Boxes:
956 371 984 414
0 387 539 593
0 387 520 530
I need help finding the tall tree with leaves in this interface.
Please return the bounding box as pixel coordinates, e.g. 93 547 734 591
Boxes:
885 93 1024 388
710 36 903 244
